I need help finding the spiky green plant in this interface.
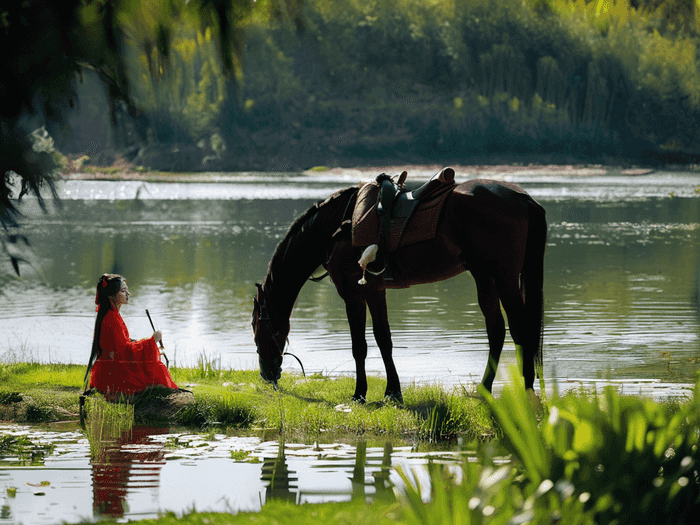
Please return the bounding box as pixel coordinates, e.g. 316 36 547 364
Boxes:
84 394 134 459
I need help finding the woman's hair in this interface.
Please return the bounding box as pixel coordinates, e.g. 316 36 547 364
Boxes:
90 274 125 363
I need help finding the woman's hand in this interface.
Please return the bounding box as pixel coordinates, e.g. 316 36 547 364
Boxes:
153 330 163 344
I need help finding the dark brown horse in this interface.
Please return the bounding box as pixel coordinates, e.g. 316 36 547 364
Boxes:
252 169 546 402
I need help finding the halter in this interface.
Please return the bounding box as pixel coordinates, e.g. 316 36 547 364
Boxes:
253 284 305 378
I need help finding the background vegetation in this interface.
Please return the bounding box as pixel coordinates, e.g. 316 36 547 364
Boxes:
58 0 700 171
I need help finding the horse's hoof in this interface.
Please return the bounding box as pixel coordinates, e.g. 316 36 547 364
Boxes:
384 391 403 404
352 394 366 404
526 388 544 415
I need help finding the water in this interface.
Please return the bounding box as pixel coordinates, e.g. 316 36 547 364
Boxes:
3 168 700 523
2 169 700 392
0 423 461 524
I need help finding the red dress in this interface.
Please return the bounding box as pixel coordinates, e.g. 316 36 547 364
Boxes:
90 309 178 395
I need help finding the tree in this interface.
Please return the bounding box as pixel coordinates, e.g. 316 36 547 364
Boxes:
0 0 304 274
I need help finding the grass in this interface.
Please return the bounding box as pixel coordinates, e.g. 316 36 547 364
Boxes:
0 360 493 443
84 394 135 459
90 500 405 525
0 362 84 422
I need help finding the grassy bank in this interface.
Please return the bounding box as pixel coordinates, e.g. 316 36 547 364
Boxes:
0 361 494 443
2 362 699 524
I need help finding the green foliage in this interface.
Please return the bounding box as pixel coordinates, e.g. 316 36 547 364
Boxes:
89 500 403 525
0 0 295 254
0 391 23 405
480 368 700 524
397 460 595 525
0 434 54 466
228 0 700 164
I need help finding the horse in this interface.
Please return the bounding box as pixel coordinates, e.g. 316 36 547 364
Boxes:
252 168 547 402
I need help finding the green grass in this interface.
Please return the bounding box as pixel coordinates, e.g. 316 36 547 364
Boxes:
0 362 84 422
91 500 405 525
0 361 490 443
84 394 135 459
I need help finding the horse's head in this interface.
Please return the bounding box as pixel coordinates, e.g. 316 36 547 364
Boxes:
252 283 287 386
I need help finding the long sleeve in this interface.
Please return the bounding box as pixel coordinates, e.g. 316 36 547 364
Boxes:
90 309 177 395
99 310 159 362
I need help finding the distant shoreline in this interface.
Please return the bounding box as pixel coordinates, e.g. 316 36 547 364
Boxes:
60 163 659 183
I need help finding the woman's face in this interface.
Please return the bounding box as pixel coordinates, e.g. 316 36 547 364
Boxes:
114 280 130 307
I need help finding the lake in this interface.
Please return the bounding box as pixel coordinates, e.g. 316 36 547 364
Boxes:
1 168 700 396
1 422 461 524
2 167 700 524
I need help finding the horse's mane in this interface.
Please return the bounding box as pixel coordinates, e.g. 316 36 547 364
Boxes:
263 186 357 291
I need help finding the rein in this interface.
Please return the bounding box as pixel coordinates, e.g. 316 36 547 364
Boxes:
283 349 306 377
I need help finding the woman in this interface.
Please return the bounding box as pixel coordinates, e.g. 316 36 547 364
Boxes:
87 274 178 397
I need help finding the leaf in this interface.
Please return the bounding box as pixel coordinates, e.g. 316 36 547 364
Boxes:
25 481 50 487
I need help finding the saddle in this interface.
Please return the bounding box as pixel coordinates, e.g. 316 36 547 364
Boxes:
352 167 456 281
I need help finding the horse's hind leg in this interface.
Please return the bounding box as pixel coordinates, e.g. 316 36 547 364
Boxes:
366 289 402 402
473 272 506 393
345 297 369 402
497 276 536 390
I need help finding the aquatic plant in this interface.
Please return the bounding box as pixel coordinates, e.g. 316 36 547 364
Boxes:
0 434 54 466
84 394 135 459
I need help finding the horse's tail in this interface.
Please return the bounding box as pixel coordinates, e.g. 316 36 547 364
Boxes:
523 200 547 373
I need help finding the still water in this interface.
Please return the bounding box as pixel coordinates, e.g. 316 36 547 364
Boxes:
1 423 454 524
2 169 700 392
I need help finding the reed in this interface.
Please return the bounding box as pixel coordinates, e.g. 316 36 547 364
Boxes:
84 394 134 459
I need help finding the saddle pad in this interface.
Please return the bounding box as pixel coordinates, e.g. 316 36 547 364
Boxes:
351 183 453 251
352 182 380 247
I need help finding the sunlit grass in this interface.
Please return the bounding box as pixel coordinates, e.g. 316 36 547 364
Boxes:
0 358 496 443
88 500 404 525
56 367 700 525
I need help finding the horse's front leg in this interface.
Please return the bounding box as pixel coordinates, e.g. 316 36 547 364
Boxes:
367 289 402 402
345 297 369 402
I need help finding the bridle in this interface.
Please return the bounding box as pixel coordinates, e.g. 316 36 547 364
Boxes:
253 283 305 378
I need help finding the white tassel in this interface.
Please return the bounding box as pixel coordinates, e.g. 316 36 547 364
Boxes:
358 244 379 285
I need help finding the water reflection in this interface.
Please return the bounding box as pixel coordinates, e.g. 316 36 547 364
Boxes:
0 424 467 525
350 441 394 502
261 441 297 502
90 425 169 519
2 177 700 389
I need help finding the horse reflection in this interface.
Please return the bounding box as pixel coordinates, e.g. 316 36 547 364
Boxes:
351 441 394 502
260 440 395 505
260 440 298 503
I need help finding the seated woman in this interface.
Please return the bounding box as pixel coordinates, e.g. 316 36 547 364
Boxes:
88 274 178 398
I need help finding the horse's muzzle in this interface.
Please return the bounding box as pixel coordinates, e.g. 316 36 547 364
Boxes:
259 355 282 384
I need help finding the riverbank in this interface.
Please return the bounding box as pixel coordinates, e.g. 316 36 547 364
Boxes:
58 161 660 183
